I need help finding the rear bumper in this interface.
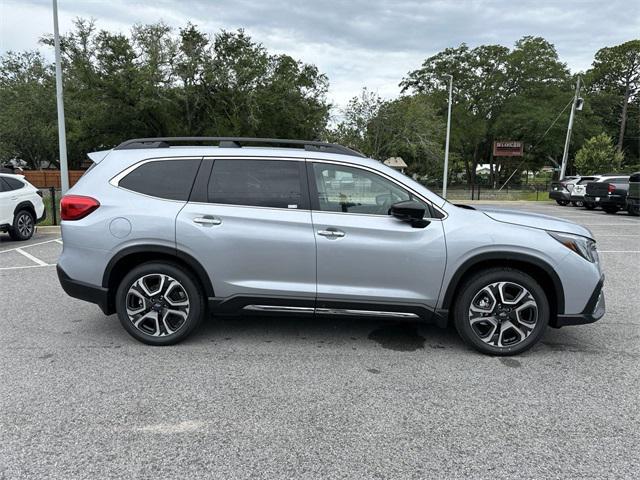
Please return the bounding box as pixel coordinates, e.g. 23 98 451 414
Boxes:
549 191 570 201
57 264 112 315
555 275 605 326
569 194 586 202
584 194 625 207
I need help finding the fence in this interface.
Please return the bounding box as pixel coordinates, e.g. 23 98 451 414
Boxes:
430 183 551 201
22 170 85 189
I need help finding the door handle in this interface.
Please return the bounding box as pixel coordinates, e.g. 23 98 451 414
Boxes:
193 216 222 226
317 229 345 238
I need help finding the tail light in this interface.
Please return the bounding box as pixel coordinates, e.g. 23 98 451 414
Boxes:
60 195 100 221
607 184 616 194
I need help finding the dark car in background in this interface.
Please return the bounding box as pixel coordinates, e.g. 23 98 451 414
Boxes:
584 175 630 214
549 176 580 206
627 172 640 216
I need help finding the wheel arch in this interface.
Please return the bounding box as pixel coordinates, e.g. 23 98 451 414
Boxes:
102 245 214 315
440 252 565 325
13 201 36 219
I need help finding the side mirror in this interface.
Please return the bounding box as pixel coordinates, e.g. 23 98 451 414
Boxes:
389 201 430 228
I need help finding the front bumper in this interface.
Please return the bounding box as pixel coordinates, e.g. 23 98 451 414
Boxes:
57 265 112 315
555 275 605 326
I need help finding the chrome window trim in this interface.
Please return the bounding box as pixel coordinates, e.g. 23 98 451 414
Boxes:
109 154 447 219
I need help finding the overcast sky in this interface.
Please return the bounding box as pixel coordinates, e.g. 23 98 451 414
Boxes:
1 0 638 109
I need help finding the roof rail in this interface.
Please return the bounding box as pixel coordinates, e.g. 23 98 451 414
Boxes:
113 137 366 158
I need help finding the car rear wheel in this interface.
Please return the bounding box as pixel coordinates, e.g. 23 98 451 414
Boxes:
453 268 549 356
115 262 205 345
584 202 596 210
628 204 640 216
571 201 583 207
9 209 35 241
555 199 569 206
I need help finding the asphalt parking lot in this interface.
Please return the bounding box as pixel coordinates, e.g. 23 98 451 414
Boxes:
1 203 639 479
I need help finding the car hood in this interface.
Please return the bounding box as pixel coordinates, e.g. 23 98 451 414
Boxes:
478 207 593 238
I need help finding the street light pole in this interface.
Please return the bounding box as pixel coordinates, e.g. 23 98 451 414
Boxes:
559 75 581 181
52 0 69 194
442 74 453 198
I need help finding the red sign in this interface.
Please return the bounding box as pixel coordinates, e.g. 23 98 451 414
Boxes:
493 141 524 157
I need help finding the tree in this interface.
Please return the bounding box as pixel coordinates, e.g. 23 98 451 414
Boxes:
589 40 640 153
1 20 330 168
574 133 624 174
400 36 571 185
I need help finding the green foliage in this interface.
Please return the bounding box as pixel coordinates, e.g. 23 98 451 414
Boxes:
574 133 624 174
1 20 330 168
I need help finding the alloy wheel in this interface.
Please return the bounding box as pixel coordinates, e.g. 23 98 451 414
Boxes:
468 281 538 348
17 213 34 238
125 273 190 337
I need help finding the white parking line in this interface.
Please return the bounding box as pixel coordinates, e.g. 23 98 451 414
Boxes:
15 248 48 266
598 251 640 253
0 238 62 254
54 239 63 244
0 263 55 271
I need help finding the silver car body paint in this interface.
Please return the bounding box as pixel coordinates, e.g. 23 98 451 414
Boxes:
58 146 604 319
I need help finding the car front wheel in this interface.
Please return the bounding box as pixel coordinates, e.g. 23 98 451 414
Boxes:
9 209 35 241
453 268 549 356
555 199 569 206
115 262 205 345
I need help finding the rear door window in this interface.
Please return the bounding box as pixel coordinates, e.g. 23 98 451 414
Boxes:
206 159 308 209
119 159 201 201
2 177 25 191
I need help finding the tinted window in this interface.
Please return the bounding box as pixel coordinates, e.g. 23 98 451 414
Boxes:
119 159 201 201
207 159 306 209
312 163 416 215
2 177 25 191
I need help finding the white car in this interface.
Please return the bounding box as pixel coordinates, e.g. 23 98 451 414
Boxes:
0 173 46 240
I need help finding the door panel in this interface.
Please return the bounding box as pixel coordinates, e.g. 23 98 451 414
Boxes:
312 211 446 306
177 205 316 298
309 161 447 307
176 158 316 300
0 179 15 224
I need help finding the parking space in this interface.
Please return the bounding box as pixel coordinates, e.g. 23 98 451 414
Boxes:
0 204 638 479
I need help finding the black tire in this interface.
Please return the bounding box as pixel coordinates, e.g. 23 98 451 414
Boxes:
453 268 549 356
555 199 569 206
9 209 35 241
571 201 583 207
115 262 205 345
628 204 640 217
602 205 619 214
584 202 596 210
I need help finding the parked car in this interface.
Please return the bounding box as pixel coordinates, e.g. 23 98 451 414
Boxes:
0 173 46 241
569 176 601 207
57 137 605 356
627 172 640 216
549 176 581 206
570 174 627 210
584 175 630 214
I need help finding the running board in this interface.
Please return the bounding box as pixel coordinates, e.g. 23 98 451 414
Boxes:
242 304 420 319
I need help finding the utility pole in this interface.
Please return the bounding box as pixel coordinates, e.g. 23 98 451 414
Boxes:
53 0 69 194
559 76 581 180
442 74 453 198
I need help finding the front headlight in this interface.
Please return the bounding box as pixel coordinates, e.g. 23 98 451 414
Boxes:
548 231 598 263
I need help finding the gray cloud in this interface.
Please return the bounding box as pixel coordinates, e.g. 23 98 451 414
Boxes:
2 0 638 106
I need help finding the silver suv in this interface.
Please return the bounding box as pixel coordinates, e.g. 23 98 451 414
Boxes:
57 138 605 355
